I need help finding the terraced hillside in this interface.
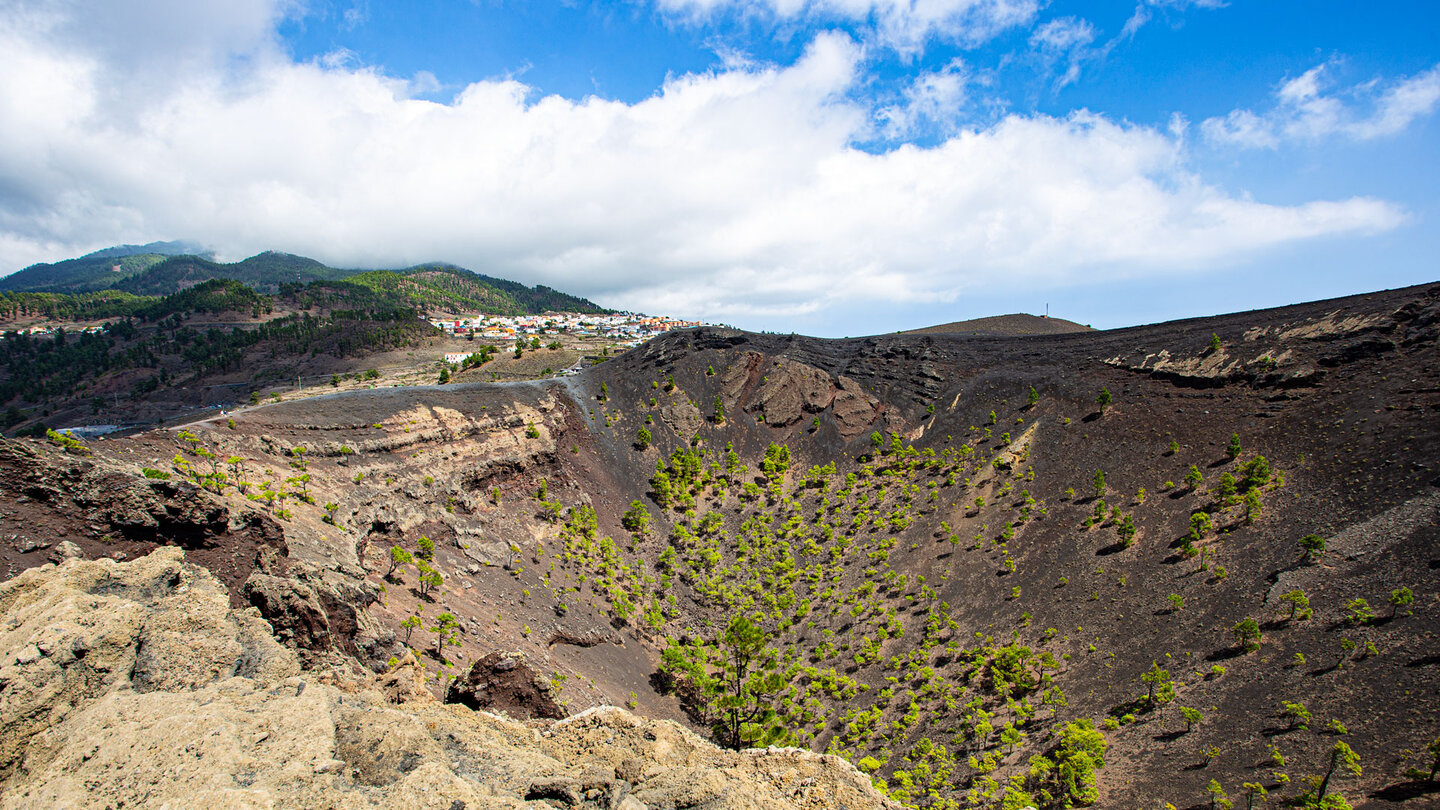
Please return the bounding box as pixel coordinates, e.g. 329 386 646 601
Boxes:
1 283 1437 809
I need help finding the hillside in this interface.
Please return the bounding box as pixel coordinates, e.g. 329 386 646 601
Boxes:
0 243 196 293
0 283 1437 809
903 313 1092 336
0 247 611 317
111 252 349 295
329 264 607 316
0 261 611 433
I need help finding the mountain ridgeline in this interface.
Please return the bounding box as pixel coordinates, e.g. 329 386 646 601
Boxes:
0 247 609 316
0 283 1437 809
0 249 609 435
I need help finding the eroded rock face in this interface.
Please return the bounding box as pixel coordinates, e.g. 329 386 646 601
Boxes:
0 441 289 601
0 549 898 810
719 352 883 437
0 546 298 780
445 650 563 719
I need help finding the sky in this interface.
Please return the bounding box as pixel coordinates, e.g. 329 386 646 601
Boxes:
0 0 1437 336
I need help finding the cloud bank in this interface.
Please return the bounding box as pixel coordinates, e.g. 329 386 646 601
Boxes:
0 0 1409 325
653 0 1040 52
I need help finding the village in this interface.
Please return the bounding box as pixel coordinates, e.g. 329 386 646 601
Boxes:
428 311 706 364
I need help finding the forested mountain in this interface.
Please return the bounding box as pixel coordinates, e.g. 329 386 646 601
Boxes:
1 247 610 316
110 253 349 295
0 261 610 435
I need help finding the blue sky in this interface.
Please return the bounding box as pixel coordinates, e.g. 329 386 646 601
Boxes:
1 0 1437 335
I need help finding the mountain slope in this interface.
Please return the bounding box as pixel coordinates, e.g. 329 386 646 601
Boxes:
106 252 348 295
333 264 609 316
0 240 210 293
1 247 611 315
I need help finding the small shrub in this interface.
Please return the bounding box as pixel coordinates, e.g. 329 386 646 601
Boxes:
1233 617 1261 652
1344 598 1375 627
1390 586 1414 617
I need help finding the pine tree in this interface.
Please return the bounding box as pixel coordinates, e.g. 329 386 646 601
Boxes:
621 500 651 535
1233 617 1261 652
1181 707 1203 732
429 612 460 661
1390 586 1415 618
1280 589 1312 620
1054 719 1107 806
701 615 790 750
1315 742 1361 805
1185 464 1204 490
386 545 413 579
1238 455 1271 491
401 613 422 645
1215 472 1237 504
1141 661 1175 707
1242 488 1263 524
1117 514 1137 547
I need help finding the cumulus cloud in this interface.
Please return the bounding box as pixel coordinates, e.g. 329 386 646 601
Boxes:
0 0 1407 325
1203 61 1440 148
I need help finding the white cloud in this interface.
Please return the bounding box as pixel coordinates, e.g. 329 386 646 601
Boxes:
0 1 1407 324
1028 16 1095 88
1029 16 1095 52
653 0 1040 52
1108 0 1224 56
1030 0 1224 92
341 1 369 31
876 58 975 138
1204 61 1440 148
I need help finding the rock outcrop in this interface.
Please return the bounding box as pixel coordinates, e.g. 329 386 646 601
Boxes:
720 352 883 438
0 548 898 809
0 546 298 781
446 650 564 719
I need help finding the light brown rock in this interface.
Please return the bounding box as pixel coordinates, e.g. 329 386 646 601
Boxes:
0 549 898 810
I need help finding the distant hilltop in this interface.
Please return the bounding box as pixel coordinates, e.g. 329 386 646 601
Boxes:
902 312 1092 337
0 244 610 317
